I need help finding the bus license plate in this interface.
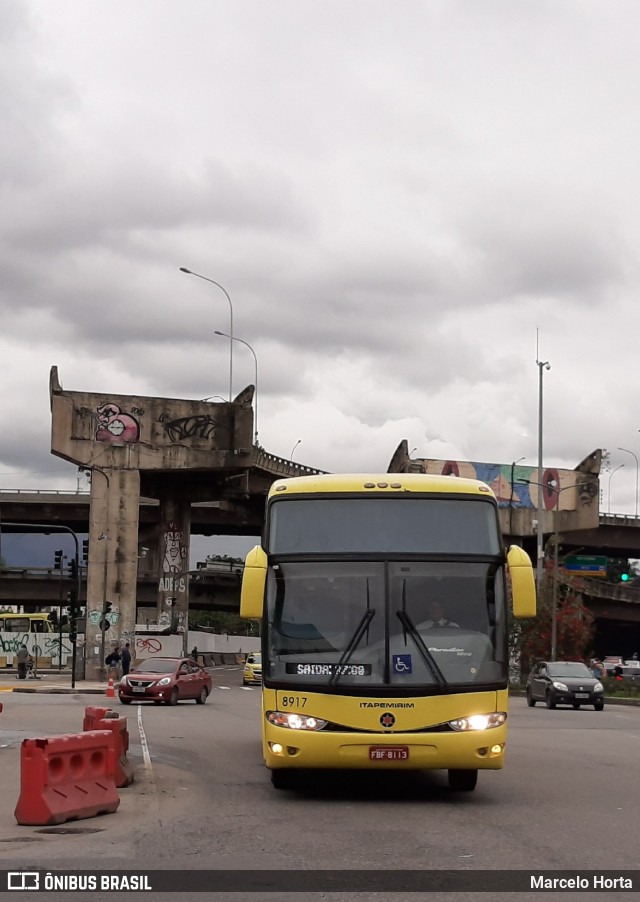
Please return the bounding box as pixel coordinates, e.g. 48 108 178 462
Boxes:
369 746 409 761
575 693 589 699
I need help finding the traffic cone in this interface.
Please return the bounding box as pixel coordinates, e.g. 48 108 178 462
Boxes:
106 677 116 699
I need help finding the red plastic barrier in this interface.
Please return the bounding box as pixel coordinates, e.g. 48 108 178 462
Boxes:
14 731 120 826
82 705 112 732
96 713 134 787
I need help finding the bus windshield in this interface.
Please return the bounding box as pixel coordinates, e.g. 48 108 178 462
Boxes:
268 497 501 555
0 614 53 633
266 559 506 690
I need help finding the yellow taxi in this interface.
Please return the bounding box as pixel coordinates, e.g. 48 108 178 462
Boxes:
242 652 262 686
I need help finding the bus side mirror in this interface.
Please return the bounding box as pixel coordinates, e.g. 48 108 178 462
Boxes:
507 545 537 618
240 545 267 620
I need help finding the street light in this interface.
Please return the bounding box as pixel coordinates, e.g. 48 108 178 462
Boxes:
215 330 258 444
536 357 551 590
608 463 625 514
180 268 234 402
290 439 302 460
619 447 639 518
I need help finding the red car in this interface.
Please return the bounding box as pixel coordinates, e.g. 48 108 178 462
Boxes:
118 657 212 706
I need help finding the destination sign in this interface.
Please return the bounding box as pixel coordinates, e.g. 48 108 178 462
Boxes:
285 663 372 676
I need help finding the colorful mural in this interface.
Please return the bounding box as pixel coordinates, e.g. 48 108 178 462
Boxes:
95 402 141 443
421 460 597 510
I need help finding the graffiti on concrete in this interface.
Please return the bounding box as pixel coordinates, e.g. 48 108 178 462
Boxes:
0 632 73 663
88 610 120 626
161 523 187 578
134 636 183 657
162 415 217 442
95 402 140 443
136 637 162 654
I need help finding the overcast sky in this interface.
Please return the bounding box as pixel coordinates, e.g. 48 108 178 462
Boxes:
3 0 640 552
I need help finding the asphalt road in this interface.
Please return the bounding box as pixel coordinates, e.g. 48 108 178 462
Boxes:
1 666 639 899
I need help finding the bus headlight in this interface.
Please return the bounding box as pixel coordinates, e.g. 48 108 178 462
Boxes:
267 711 328 731
448 712 507 732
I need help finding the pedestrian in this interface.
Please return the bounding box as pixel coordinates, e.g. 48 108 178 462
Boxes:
105 647 121 679
190 646 199 662
121 642 132 676
16 644 33 680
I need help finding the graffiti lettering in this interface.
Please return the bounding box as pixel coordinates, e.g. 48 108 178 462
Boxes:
164 415 217 442
158 577 186 593
136 637 162 654
0 632 72 662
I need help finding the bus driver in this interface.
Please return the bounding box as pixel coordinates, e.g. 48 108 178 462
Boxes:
423 600 459 629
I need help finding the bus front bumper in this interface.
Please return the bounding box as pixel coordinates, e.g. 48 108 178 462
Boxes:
263 722 507 771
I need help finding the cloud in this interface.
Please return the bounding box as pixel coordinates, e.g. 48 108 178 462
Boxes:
2 0 640 518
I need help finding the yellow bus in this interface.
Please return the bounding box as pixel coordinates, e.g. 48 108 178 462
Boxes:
240 473 536 792
0 612 54 633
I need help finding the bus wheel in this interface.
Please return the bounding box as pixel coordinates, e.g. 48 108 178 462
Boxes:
448 769 478 792
270 769 294 790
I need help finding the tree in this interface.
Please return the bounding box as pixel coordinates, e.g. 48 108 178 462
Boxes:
516 562 594 677
188 610 259 636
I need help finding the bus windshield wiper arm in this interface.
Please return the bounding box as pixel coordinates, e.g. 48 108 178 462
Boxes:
329 609 376 687
395 610 449 692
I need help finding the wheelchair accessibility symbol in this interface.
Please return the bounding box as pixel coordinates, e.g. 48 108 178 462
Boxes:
393 654 412 674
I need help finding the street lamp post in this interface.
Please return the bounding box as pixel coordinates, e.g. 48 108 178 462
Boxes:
180 268 234 402
536 358 551 590
215 330 258 444
290 439 302 460
608 463 625 514
618 447 639 518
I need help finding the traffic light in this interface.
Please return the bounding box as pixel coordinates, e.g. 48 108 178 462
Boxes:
67 589 81 619
69 558 78 581
82 539 89 564
54 550 64 570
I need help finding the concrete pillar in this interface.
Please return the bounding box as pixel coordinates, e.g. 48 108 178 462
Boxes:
156 495 191 648
85 467 140 680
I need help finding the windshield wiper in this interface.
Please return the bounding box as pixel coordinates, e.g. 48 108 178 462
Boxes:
329 599 376 688
395 610 449 692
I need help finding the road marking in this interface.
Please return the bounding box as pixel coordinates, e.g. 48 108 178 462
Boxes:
137 704 152 768
136 705 164 827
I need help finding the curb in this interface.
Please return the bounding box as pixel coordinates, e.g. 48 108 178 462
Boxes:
11 686 107 694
